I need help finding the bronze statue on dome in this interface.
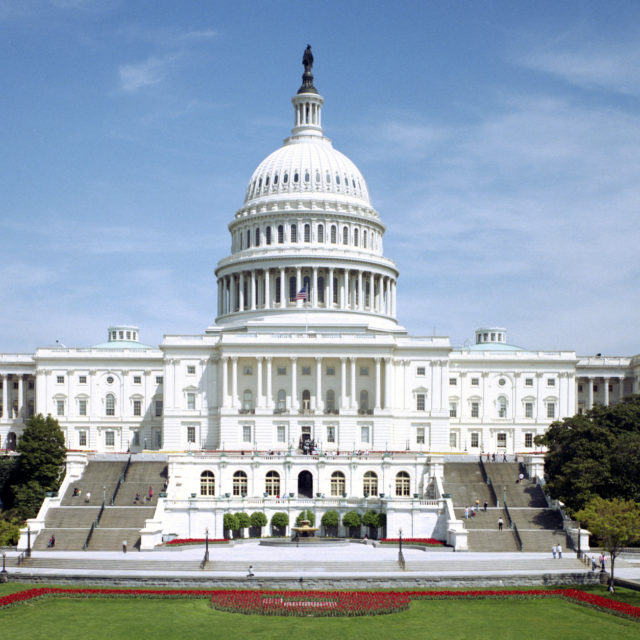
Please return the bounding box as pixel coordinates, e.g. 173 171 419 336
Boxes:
302 45 313 72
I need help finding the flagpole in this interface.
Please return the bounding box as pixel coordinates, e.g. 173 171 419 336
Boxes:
305 297 309 334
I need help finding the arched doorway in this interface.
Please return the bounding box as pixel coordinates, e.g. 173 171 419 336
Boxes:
6 432 16 451
297 470 313 498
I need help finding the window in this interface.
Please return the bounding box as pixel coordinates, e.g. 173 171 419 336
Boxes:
547 378 556 387
416 393 425 411
524 433 533 448
105 431 115 447
416 427 425 444
359 390 369 412
187 393 196 410
449 377 457 385
363 471 378 496
133 375 141 384
278 225 284 243
242 390 253 411
578 384 583 392
133 399 141 416
233 471 248 496
343 227 349 244
525 378 533 387
277 425 286 443
547 402 556 419
105 394 115 416
497 432 507 448
326 425 336 443
354 228 359 246
417 367 425 376
200 471 215 496
277 367 286 376
449 402 457 418
331 225 337 244
242 425 252 443
243 366 252 375
79 375 87 384
79 431 87 447
318 224 324 243
107 376 114 384
255 228 260 246
79 399 87 416
471 378 479 386
304 223 311 242
187 426 196 443
265 471 280 496
525 402 534 418
471 402 479 418
290 224 297 243
156 376 163 384
498 398 507 418
302 366 311 376
132 431 140 447
325 389 336 412
276 389 286 411
498 378 506 386
57 376 64 384
155 400 163 417
361 425 370 443
395 471 410 496
266 226 272 245
326 367 335 376
331 471 345 496
56 399 64 416
594 384 599 392
450 432 457 449
28 381 34 390
470 432 479 448
187 365 196 375
246 229 251 248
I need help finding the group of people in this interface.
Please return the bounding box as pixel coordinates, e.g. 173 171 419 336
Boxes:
591 553 607 571
464 499 488 519
47 534 55 548
483 452 515 463
133 486 154 504
72 487 92 503
551 543 563 558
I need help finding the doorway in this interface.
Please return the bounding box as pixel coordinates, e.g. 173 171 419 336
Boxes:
297 470 313 498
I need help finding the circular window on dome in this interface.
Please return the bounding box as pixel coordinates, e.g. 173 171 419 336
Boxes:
498 378 506 386
107 376 114 384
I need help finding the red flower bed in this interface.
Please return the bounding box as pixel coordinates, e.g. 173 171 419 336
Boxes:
165 538 229 545
380 537 445 546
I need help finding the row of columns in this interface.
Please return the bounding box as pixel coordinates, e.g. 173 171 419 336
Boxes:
0 373 32 420
217 267 396 317
220 356 391 412
579 375 633 409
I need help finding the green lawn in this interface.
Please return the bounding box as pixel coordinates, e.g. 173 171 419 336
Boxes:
0 584 638 640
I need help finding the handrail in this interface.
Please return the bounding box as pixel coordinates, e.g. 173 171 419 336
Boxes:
123 454 132 481
503 499 523 551
398 551 406 570
16 552 25 565
111 455 132 505
96 499 105 525
503 499 513 528
83 521 96 551
479 458 498 506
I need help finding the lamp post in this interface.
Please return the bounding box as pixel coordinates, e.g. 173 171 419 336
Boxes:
103 485 106 505
1 552 7 582
398 527 404 569
26 526 31 558
577 520 581 559
204 527 210 564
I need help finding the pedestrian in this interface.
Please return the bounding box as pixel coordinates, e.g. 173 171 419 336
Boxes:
247 564 254 577
518 472 524 483
148 486 153 501
557 543 562 559
122 539 127 553
591 556 597 572
464 507 469 519
502 453 507 462
475 499 480 512
470 506 475 517
483 500 488 512
498 517 504 531
85 491 91 503
134 492 140 504
552 544 557 559
492 453 496 462
600 554 606 571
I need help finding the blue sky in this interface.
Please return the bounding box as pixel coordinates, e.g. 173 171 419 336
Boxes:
2 0 639 355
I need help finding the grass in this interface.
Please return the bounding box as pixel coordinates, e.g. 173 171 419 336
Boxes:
0 584 638 640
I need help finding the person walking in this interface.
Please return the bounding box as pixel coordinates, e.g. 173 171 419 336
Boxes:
498 517 504 531
464 507 469 519
552 544 557 559
122 539 127 554
483 500 488 512
247 565 255 577
475 499 480 513
85 491 91 503
557 543 562 559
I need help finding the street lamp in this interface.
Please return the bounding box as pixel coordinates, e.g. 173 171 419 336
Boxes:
1 552 7 582
27 526 31 558
398 527 404 569
204 527 210 564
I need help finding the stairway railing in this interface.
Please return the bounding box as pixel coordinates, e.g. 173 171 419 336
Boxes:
503 499 523 551
479 458 498 506
111 456 131 505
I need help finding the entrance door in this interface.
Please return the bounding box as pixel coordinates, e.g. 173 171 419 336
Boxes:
297 470 313 498
6 432 16 451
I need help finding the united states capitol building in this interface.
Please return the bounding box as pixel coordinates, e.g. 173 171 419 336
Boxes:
5 52 640 547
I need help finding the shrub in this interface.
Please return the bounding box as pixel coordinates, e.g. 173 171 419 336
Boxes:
271 511 289 535
295 509 315 526
250 511 268 528
342 510 361 537
223 513 239 536
236 512 251 531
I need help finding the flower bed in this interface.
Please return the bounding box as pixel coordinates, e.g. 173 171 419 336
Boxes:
380 537 445 546
164 538 230 546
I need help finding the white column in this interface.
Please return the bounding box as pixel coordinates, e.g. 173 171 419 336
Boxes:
1 374 6 419
391 280 397 317
221 357 229 408
604 377 610 406
350 357 356 409
264 269 271 309
17 375 23 419
619 376 626 401
231 357 238 408
280 268 286 308
238 273 245 311
357 270 363 310
374 358 381 410
266 357 273 408
588 377 594 409
328 267 334 308
230 275 237 312
217 279 223 316
291 357 298 411
384 358 391 409
256 357 263 408
369 272 374 310
339 271 346 309
312 267 318 308
385 278 391 315
315 357 322 411
296 267 302 301
340 357 347 410
250 271 256 310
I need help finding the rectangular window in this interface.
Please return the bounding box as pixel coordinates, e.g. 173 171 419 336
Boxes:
155 400 163 417
594 384 599 392
416 427 425 444
547 402 556 419
187 393 196 410
187 426 196 443
416 394 425 411
326 425 336 443
156 376 163 384
470 433 479 448
242 425 252 443
79 399 87 416
449 403 457 418
497 432 507 448
133 375 142 384
449 432 457 449
360 367 369 376
608 384 613 392
449 377 457 386
105 431 115 447
243 366 252 375
133 400 141 416
525 402 534 418
524 433 533 448
525 378 533 387
187 365 196 375
417 367 426 376
79 375 87 384
547 378 556 387
277 425 286 443
56 399 64 416
277 367 286 375
78 431 87 447
471 378 479 386
578 384 583 392
56 376 65 384
326 367 335 376
302 367 311 376
471 402 479 418
132 431 140 447
360 425 370 443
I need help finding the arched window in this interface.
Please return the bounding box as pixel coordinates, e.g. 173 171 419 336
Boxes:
293 172 299 183
302 389 311 412
243 390 253 412
395 471 410 497
326 172 331 183
266 226 272 245
304 171 310 183
284 172 289 184
363 471 378 496
318 224 324 243
333 277 338 303
354 228 359 246
289 276 297 301
246 229 251 248
274 173 279 185
278 225 284 244
315 171 320 184
265 470 280 496
318 276 325 303
304 223 311 242
290 224 297 243
105 394 115 416
330 225 337 244
277 389 286 411
255 228 260 246
265 175 270 187
359 390 369 413
363 230 367 248
303 275 311 295
239 232 242 250
275 277 281 303
200 470 215 496
343 227 349 245
336 173 341 185
331 471 345 496
233 471 248 496
498 397 507 418
325 389 336 412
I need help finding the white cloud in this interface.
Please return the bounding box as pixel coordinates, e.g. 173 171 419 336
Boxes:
118 54 178 92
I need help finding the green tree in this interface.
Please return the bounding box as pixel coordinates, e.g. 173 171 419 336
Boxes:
11 480 46 520
321 510 339 536
223 512 238 537
17 414 66 491
295 509 315 526
535 395 640 513
0 513 21 546
235 512 251 534
575 497 640 592
362 510 381 537
342 510 361 537
249 511 268 536
270 511 289 536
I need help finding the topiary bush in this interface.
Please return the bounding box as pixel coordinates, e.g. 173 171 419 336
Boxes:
321 510 339 536
270 511 289 536
342 510 361 538
223 512 239 538
249 511 268 537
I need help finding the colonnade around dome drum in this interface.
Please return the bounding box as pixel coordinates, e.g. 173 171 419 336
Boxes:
217 265 397 318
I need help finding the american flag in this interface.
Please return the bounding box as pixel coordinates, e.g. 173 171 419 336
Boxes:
295 286 307 301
